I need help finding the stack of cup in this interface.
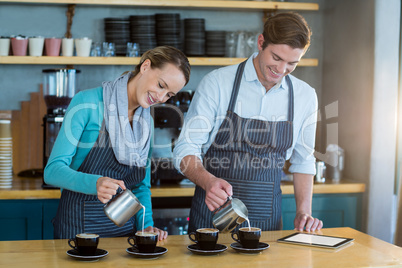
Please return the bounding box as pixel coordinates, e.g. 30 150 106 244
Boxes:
0 120 12 189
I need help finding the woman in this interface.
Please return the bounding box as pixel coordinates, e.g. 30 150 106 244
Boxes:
44 46 191 240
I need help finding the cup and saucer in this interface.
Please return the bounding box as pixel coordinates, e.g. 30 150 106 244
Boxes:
230 227 270 254
66 233 109 261
67 248 109 261
187 228 227 255
126 247 168 259
230 242 270 254
187 243 227 255
126 231 168 259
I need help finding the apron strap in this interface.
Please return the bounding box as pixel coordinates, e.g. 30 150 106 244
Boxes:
227 60 294 123
227 60 247 112
285 75 294 122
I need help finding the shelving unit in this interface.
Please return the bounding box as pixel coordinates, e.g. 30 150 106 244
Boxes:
0 0 319 11
0 56 318 66
0 0 319 67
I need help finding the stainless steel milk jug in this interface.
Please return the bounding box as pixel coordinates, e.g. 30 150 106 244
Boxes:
212 197 248 233
104 189 143 227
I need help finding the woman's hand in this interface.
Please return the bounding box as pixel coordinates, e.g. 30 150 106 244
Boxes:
143 226 168 241
96 177 126 203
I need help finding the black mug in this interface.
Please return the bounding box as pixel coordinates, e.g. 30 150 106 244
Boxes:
188 228 219 250
68 233 99 256
128 231 158 253
231 227 261 249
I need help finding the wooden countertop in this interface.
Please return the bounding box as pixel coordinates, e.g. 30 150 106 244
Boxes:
0 228 401 267
0 176 365 200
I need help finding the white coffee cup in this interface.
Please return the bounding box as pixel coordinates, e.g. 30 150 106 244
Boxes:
75 38 92 57
29 36 45 56
62 38 74 57
0 37 10 56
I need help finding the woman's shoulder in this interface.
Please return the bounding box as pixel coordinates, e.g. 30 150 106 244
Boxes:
74 87 103 103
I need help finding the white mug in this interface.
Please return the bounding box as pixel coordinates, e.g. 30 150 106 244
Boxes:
62 38 74 57
29 36 45 56
0 38 10 56
75 38 92 57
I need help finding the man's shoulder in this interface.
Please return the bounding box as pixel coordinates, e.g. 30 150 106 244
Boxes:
288 74 316 96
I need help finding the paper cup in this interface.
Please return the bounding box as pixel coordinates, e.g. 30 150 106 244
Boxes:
45 38 61 56
0 37 10 56
29 36 45 56
62 38 74 56
11 37 28 56
75 38 92 57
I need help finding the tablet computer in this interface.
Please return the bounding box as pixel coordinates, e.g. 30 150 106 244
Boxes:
277 233 354 249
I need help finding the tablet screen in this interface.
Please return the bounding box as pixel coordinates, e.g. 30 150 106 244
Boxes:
277 233 354 249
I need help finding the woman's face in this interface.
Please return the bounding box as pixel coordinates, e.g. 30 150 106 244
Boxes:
130 59 187 109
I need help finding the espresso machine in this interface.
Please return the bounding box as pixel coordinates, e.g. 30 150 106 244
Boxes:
150 91 193 185
42 68 80 188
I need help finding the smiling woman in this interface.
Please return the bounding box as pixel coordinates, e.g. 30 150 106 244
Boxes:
44 46 190 240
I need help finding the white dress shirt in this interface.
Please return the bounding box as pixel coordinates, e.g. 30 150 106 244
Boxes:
173 53 317 175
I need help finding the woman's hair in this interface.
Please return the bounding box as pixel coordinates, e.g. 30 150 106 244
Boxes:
129 46 191 85
261 12 312 52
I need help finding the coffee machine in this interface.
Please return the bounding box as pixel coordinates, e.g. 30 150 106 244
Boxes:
150 91 193 185
42 68 80 188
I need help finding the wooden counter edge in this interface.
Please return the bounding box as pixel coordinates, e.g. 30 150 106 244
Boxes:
0 181 365 200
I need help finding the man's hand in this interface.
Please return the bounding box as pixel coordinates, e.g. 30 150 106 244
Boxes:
96 177 126 203
294 212 323 232
204 176 233 211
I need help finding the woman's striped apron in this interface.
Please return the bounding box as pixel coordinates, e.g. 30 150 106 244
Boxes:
189 60 294 232
53 123 146 239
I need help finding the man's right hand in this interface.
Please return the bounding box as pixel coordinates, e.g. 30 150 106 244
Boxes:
179 155 233 211
203 176 233 211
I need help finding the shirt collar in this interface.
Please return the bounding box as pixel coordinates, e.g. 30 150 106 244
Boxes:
244 52 286 92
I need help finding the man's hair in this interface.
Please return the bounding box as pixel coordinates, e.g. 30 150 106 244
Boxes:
261 12 312 52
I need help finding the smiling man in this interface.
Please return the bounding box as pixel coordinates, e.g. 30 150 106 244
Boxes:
173 12 323 233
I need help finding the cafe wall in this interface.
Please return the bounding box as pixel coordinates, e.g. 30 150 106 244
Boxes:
320 0 401 243
0 2 323 111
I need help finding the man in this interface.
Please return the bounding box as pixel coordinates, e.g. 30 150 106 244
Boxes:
173 12 323 233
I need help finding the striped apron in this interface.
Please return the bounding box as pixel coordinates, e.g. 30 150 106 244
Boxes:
53 123 146 239
189 60 294 232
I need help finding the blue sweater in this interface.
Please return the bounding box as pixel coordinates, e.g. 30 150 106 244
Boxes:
44 87 154 230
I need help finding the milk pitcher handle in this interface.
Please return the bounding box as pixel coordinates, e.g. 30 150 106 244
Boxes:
213 196 233 214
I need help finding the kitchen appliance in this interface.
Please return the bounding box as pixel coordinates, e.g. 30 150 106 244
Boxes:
325 144 344 182
42 68 80 188
150 91 193 185
315 161 326 183
212 197 248 233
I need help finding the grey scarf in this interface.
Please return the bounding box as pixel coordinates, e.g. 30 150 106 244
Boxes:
102 72 151 166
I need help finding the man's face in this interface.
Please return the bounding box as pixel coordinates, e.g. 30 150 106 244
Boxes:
254 34 305 89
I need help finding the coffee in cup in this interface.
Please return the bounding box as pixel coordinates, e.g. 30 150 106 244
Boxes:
68 233 99 256
128 231 158 253
188 228 219 250
231 227 261 249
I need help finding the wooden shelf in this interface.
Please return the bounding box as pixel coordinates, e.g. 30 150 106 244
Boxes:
0 56 318 66
0 0 319 11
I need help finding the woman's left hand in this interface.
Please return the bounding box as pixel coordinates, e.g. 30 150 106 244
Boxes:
143 226 168 241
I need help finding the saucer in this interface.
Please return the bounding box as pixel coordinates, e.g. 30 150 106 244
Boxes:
126 246 168 259
230 242 270 254
187 244 227 255
66 248 108 261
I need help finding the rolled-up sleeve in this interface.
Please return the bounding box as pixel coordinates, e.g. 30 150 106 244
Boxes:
173 72 220 174
288 89 318 175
